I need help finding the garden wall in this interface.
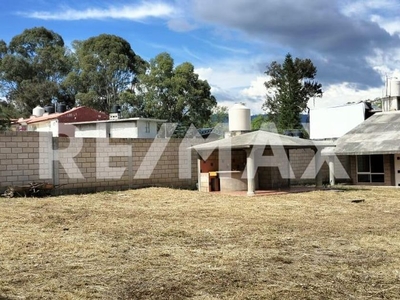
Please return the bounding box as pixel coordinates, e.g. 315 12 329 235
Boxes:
0 132 197 194
0 132 351 195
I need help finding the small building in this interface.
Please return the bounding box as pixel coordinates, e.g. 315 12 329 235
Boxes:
334 111 400 187
329 78 400 187
310 102 379 140
192 130 334 195
192 103 334 195
16 105 109 137
69 117 166 138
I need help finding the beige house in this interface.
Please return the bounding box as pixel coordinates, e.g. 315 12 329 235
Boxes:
16 106 109 137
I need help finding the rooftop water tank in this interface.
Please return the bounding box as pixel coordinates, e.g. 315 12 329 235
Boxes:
32 105 44 117
56 102 67 113
228 103 251 132
389 79 400 97
44 104 55 114
111 104 121 114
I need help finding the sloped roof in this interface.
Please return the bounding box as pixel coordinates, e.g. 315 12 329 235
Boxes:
19 107 78 124
18 106 108 124
68 117 167 125
192 130 333 151
335 111 400 155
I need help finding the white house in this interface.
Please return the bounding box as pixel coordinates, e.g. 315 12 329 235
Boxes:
69 117 167 138
16 106 109 137
310 102 379 140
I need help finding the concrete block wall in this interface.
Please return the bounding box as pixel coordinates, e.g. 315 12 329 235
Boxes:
0 131 48 188
0 132 197 194
1 131 353 194
289 149 351 185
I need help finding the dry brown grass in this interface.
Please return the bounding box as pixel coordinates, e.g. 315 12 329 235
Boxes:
1 187 400 299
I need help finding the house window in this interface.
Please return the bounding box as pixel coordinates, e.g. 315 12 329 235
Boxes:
357 155 384 183
145 121 150 133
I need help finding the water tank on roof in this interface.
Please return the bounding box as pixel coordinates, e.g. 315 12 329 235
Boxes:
228 103 251 132
44 104 55 114
111 104 121 114
32 105 44 117
56 102 67 113
389 79 400 97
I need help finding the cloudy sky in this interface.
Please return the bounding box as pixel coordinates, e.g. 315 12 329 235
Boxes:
1 0 400 114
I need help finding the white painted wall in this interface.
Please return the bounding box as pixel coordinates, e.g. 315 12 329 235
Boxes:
72 120 160 138
382 96 399 112
310 103 365 140
75 123 108 138
109 122 138 138
28 120 58 136
137 120 158 138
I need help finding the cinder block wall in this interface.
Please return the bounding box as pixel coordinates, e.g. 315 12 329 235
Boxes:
289 149 351 185
0 132 197 194
0 132 45 187
1 132 353 195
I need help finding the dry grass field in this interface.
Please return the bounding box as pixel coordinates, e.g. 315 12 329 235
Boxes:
1 187 400 299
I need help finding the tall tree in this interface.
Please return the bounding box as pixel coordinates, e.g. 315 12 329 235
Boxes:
262 53 322 132
132 52 217 129
0 27 73 116
203 105 228 127
72 34 146 112
251 114 269 130
0 104 10 131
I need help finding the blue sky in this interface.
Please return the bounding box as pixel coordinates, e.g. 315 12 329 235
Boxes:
1 0 400 114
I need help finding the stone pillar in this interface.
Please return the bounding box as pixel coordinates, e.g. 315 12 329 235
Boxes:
328 155 335 186
246 148 255 196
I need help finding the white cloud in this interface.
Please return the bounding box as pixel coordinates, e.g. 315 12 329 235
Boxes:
370 15 400 36
240 76 267 99
20 2 177 21
339 0 398 17
196 65 268 114
312 82 384 109
196 62 386 115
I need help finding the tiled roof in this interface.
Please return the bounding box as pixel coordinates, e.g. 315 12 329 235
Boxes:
17 106 107 124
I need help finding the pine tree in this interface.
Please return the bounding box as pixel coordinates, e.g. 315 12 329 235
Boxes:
262 53 322 133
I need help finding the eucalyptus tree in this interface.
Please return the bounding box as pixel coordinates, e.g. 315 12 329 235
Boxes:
0 27 73 116
132 52 217 130
72 34 146 112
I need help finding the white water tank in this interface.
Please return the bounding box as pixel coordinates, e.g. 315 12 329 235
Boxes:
32 105 44 117
389 79 400 97
229 103 251 132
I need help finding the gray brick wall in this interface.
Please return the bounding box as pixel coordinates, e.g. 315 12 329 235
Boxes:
0 132 197 194
0 132 353 194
